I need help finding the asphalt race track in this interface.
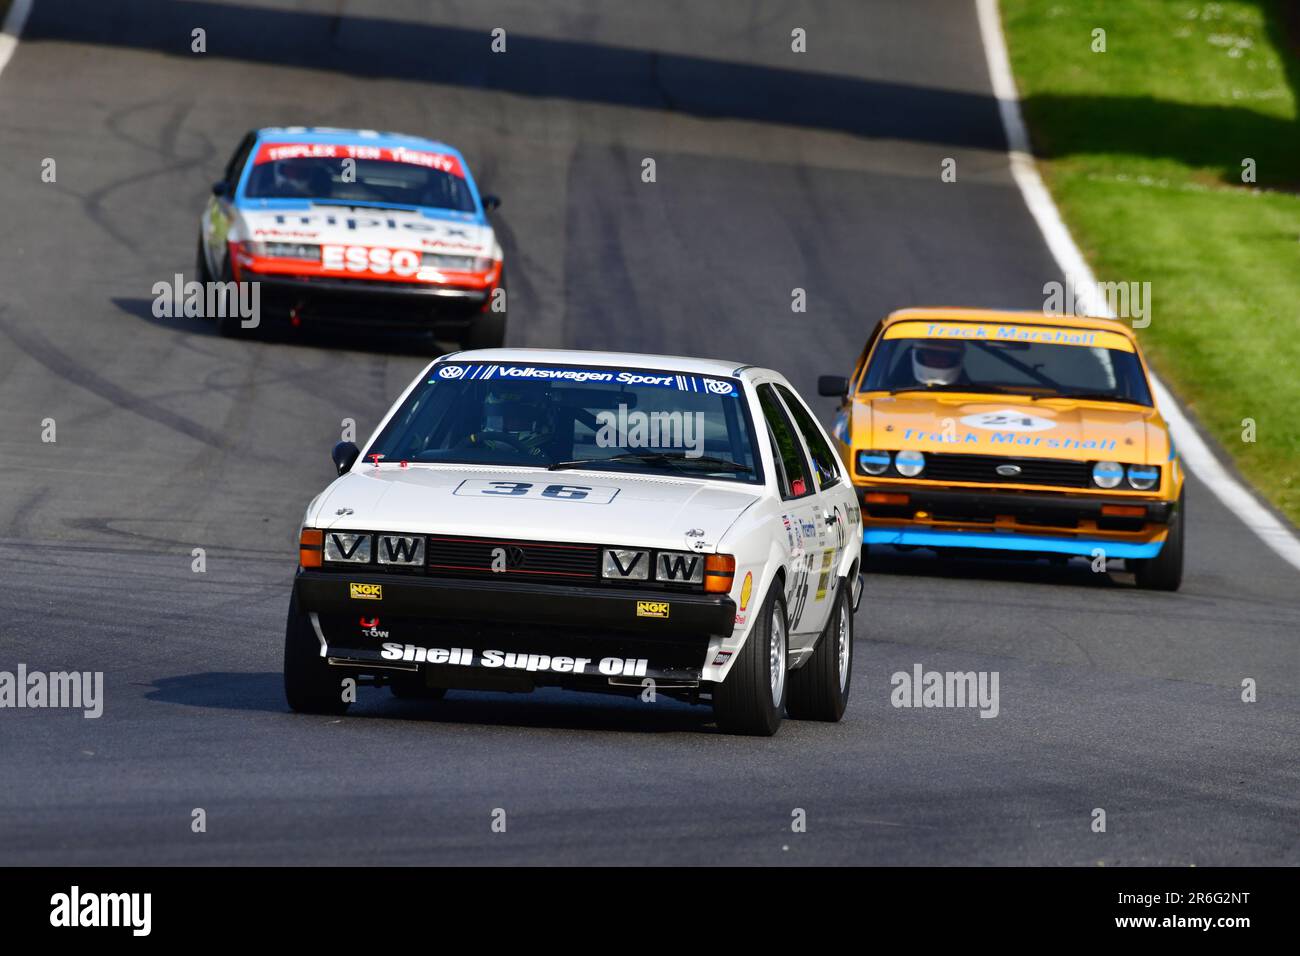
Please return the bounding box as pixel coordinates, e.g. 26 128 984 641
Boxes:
0 0 1295 865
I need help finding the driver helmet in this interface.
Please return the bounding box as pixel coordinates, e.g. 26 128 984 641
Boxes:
483 385 553 438
273 160 315 196
911 340 965 386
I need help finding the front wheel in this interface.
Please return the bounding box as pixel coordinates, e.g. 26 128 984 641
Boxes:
712 584 787 736
786 579 853 721
463 308 506 350
1132 488 1185 592
283 593 351 715
195 232 212 284
463 270 507 349
213 256 250 339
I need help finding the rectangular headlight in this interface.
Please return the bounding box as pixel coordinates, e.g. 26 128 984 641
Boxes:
603 548 649 580
655 551 704 584
324 531 372 563
263 242 321 261
420 253 477 271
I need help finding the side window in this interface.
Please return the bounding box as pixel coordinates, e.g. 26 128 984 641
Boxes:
222 131 257 191
777 385 841 490
758 384 813 500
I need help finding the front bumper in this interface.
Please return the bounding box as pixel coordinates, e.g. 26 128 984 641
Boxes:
295 571 735 688
863 527 1164 558
857 485 1174 557
248 272 491 328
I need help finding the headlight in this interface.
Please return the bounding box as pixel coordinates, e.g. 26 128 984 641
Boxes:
262 241 321 260
420 253 496 272
1092 461 1124 489
1126 464 1160 490
894 450 925 478
856 450 890 476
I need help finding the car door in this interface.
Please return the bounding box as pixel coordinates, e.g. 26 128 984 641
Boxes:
756 382 827 638
775 383 859 613
204 130 256 276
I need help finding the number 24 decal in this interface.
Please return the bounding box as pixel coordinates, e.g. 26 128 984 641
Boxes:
452 479 620 504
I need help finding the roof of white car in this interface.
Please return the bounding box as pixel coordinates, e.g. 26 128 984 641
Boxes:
444 348 760 379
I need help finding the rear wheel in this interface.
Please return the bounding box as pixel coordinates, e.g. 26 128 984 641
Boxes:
1132 488 1185 592
283 593 351 715
712 585 787 736
786 580 852 721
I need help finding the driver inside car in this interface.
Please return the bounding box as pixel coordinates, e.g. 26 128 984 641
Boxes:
910 340 969 386
456 385 558 459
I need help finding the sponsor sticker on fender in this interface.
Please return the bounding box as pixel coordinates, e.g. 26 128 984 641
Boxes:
322 245 422 279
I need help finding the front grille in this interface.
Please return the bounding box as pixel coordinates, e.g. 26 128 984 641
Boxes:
921 454 1092 488
425 535 600 582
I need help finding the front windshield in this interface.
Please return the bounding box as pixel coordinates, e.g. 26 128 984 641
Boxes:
244 145 477 212
365 363 763 483
860 321 1153 406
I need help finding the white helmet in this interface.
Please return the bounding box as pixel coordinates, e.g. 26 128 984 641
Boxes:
911 341 965 386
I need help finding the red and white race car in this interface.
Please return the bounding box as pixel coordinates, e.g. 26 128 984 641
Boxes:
197 126 506 346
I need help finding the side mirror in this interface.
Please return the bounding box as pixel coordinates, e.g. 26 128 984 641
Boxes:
480 193 501 211
818 375 848 397
332 441 360 475
211 180 228 197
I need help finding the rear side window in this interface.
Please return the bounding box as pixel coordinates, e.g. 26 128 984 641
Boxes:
776 385 841 490
758 384 813 499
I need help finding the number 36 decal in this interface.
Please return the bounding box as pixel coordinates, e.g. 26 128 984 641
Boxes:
452 479 620 504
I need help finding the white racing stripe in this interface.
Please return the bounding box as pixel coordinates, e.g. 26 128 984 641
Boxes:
974 0 1300 574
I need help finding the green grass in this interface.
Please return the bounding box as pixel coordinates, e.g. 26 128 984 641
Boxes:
1001 0 1300 523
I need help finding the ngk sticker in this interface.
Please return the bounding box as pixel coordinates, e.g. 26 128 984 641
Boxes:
322 245 421 277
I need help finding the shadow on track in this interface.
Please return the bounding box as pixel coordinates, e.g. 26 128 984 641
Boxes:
28 0 1005 152
145 671 716 734
865 546 1132 589
110 296 458 358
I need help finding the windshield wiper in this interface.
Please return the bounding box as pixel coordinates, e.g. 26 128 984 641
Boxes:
888 383 1043 397
1047 391 1145 405
549 452 752 473
887 383 975 395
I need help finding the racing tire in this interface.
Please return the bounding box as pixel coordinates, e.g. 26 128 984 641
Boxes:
389 675 448 701
1132 488 1185 592
283 593 351 715
195 232 212 284
712 584 788 737
786 579 852 722
462 271 507 349
213 256 251 339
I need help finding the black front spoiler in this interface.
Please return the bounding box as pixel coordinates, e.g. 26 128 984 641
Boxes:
294 571 736 639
